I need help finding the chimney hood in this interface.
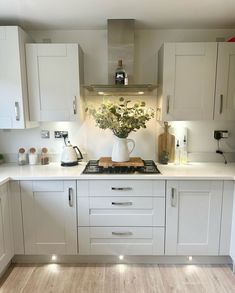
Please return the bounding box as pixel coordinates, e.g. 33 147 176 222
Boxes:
84 19 157 96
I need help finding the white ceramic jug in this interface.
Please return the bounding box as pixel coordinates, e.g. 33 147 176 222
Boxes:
111 136 135 162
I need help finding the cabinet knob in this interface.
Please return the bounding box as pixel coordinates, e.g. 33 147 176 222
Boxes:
167 95 170 114
15 102 20 121
68 187 73 207
73 96 77 115
112 231 133 236
220 94 223 114
111 201 133 206
171 188 177 207
111 187 132 191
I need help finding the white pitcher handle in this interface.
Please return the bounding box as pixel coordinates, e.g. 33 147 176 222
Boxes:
127 139 135 154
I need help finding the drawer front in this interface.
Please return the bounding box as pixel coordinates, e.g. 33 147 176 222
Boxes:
78 227 164 255
90 197 153 209
78 197 165 227
89 180 165 197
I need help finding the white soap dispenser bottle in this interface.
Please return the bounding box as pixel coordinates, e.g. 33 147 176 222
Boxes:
181 136 188 164
175 140 180 165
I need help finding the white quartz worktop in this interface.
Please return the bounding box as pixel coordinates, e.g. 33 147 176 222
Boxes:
0 162 235 184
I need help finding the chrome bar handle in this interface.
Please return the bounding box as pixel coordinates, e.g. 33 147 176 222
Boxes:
111 201 133 206
15 102 20 121
171 188 177 207
73 96 77 115
111 187 132 191
220 94 223 114
112 231 133 236
68 187 73 207
167 95 170 114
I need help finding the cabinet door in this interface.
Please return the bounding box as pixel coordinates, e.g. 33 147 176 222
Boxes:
166 181 223 255
0 183 13 274
26 44 83 121
214 43 235 120
161 43 217 120
21 181 77 255
0 27 28 128
230 184 235 272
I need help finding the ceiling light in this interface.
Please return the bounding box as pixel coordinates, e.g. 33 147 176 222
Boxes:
138 91 144 95
188 256 193 261
98 91 104 95
119 255 124 260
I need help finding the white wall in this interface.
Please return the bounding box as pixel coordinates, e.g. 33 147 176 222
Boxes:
1 28 235 162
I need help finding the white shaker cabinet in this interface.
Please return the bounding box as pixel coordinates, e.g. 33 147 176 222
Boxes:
0 26 36 129
214 43 235 120
230 183 235 273
21 181 77 255
77 180 165 255
26 44 84 122
166 180 223 255
157 42 217 121
0 183 13 275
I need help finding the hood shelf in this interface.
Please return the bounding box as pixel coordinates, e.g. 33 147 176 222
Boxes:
84 84 158 96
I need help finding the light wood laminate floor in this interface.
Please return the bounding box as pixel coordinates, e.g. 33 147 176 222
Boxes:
0 264 235 293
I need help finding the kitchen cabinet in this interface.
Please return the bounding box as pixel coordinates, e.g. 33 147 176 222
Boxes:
0 183 13 275
9 181 25 254
166 180 223 255
219 181 234 256
26 43 84 122
157 42 217 121
214 43 235 120
77 180 165 255
0 26 37 129
21 180 77 255
230 183 235 273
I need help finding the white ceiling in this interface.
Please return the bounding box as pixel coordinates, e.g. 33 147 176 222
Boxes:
1 0 235 30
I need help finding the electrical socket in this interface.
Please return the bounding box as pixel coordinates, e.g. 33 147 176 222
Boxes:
54 131 68 139
214 130 229 140
41 130 50 139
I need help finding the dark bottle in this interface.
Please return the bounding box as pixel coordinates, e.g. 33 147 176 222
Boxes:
115 60 126 85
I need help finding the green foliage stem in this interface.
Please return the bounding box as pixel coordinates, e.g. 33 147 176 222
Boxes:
87 97 154 138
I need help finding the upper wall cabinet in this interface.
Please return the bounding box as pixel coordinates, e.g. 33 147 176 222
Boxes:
157 43 217 121
26 44 84 122
0 26 37 129
214 43 235 120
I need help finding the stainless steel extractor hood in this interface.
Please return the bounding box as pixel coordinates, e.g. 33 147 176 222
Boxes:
84 19 157 96
108 19 134 84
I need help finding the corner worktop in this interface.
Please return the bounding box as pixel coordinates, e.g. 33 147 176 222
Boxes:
0 162 235 184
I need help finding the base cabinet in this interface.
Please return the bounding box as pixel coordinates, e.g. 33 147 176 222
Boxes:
230 183 235 272
166 180 223 255
21 181 77 255
0 183 13 275
77 180 166 256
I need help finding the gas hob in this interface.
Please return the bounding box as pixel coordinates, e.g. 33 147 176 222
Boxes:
82 160 161 174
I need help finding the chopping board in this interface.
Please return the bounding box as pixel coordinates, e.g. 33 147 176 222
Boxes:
158 122 175 163
99 157 144 168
